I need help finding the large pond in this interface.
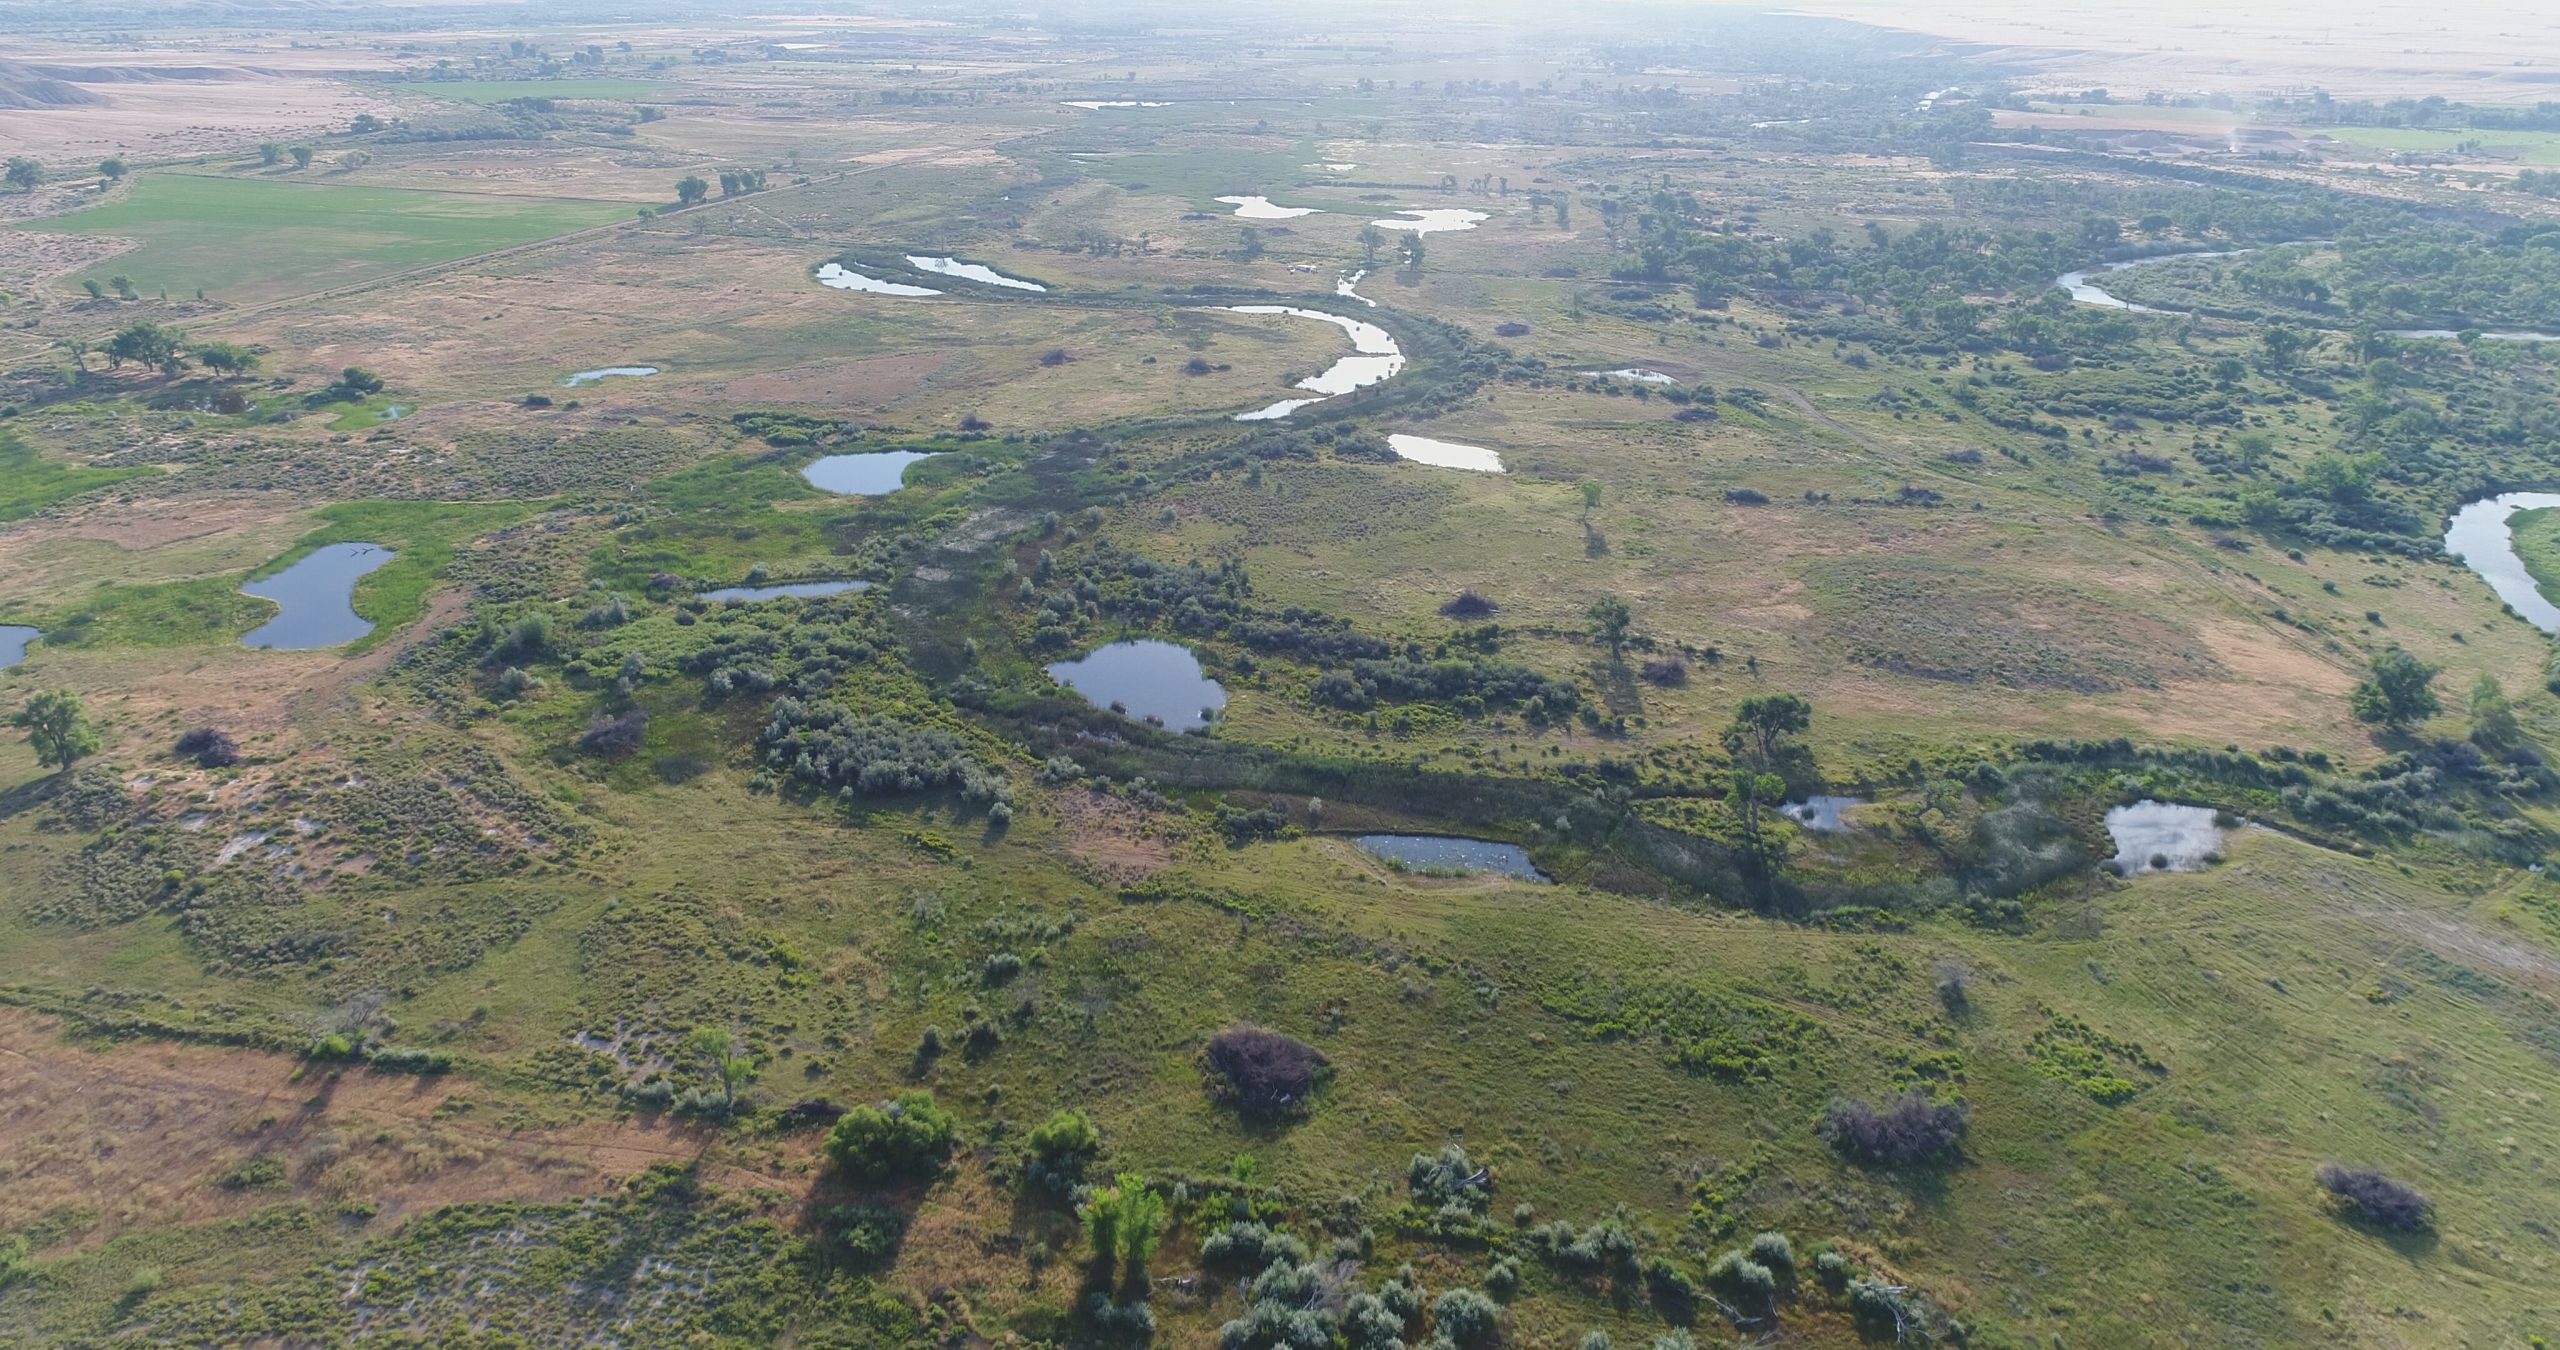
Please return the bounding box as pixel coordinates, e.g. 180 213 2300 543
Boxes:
562 366 659 387
1354 834 1550 882
1227 305 1406 421
0 625 37 670
1373 208 1488 234
1385 434 1504 473
2104 800 2225 873
906 255 1046 291
240 542 395 650
1046 639 1226 730
2444 491 2560 632
1217 195 1320 220
699 580 871 603
803 450 941 495
816 262 941 297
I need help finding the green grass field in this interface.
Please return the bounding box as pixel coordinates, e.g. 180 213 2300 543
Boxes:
2315 124 2560 165
0 432 145 524
26 173 632 303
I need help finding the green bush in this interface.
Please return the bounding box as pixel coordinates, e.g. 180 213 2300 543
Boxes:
1432 1287 1501 1347
822 1091 956 1181
1022 1108 1101 1196
820 1202 909 1263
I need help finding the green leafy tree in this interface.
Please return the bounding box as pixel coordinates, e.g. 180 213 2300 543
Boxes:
1724 693 1812 768
1078 1174 1166 1295
1586 595 1632 657
4 157 41 192
193 340 258 374
1399 231 1426 272
351 113 384 134
2349 649 2440 730
675 175 709 206
103 321 183 374
684 1025 754 1109
108 274 135 300
258 143 284 167
289 146 315 170
1358 223 1386 265
80 279 104 300
12 691 100 772
2469 673 2519 749
97 157 127 181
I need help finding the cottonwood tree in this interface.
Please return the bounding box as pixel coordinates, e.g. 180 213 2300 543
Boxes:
1724 693 1811 769
2349 649 2440 730
12 691 99 773
97 157 127 181
4 158 40 192
675 175 709 206
1586 595 1632 657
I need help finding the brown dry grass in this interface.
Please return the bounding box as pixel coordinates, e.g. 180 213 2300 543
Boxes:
0 1007 803 1252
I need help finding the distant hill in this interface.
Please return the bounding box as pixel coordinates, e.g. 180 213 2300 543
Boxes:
0 60 105 109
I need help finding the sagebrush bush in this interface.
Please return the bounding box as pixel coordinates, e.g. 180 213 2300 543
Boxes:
1432 1287 1501 1347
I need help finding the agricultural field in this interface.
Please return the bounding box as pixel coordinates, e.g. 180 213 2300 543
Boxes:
2 2 2559 1349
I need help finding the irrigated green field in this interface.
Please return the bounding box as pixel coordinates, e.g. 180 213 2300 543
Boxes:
25 173 633 303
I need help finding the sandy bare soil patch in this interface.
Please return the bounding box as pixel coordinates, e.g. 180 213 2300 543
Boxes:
1053 787 1181 887
0 230 136 301
0 71 400 162
0 1007 802 1251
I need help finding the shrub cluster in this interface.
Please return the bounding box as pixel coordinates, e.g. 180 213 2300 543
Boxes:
822 1091 956 1181
2317 1164 2431 1230
174 727 240 768
759 698 1004 803
1204 1026 1326 1117
1819 1092 1968 1167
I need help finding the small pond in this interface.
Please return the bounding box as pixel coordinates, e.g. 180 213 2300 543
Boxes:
239 542 395 651
1046 639 1226 731
1386 434 1504 473
803 450 942 496
1354 834 1549 882
2444 491 2560 632
0 625 38 670
816 262 941 297
562 366 659 387
1217 195 1320 220
1781 795 1862 831
1226 304 1406 421
1372 208 1489 234
906 255 1046 292
699 580 872 603
2384 328 2560 342
1582 367 1677 384
2104 800 2226 874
